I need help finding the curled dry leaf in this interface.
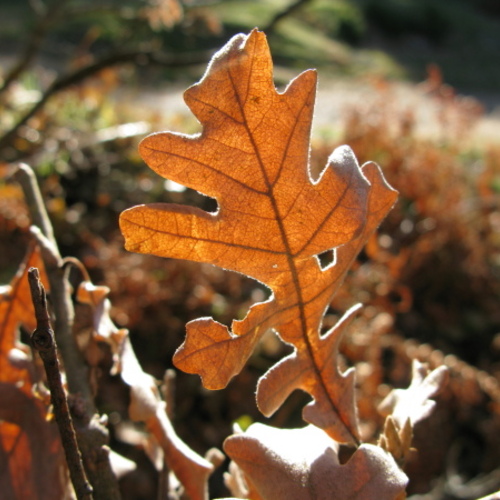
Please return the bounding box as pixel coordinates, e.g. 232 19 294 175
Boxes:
76 280 128 375
379 359 449 428
0 244 69 499
378 416 413 467
75 276 218 499
378 359 448 468
224 423 408 500
224 459 254 500
119 335 215 500
119 29 397 445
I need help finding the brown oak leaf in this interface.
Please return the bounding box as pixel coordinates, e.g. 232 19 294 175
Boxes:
0 244 46 386
120 30 397 444
223 423 408 500
377 360 448 467
378 359 449 428
76 280 128 375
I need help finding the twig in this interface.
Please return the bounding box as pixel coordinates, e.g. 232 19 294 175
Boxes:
262 0 314 34
158 369 177 500
13 163 57 248
161 369 177 422
0 48 211 152
0 0 68 95
12 163 93 405
27 267 93 500
12 162 122 500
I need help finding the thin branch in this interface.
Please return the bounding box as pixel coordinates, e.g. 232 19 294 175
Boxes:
12 162 122 500
0 0 68 95
12 163 92 404
28 267 93 500
13 163 57 248
0 48 211 152
262 0 314 34
158 369 176 500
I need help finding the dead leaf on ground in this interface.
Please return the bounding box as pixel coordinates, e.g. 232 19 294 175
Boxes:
119 334 216 500
378 359 449 428
378 359 448 466
120 29 397 445
224 423 408 500
75 280 128 375
74 274 218 499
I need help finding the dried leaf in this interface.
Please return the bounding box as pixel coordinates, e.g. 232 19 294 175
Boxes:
76 280 128 374
224 459 253 499
74 273 217 497
108 449 137 479
378 416 413 467
378 359 449 428
120 30 397 444
0 244 45 385
0 245 69 499
119 334 215 500
142 0 183 30
224 423 408 500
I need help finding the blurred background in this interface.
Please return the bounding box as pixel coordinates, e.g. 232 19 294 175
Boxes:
1 1 500 499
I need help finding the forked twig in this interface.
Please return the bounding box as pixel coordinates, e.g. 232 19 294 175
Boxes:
13 162 121 499
27 267 93 500
13 162 93 407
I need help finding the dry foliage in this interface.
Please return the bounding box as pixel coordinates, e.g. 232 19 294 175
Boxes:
3 25 497 500
0 234 224 499
0 245 68 499
119 30 448 498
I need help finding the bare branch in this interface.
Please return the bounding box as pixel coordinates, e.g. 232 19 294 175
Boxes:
262 0 314 34
0 0 69 95
12 163 91 404
12 162 122 500
0 49 211 152
28 267 93 500
13 163 57 249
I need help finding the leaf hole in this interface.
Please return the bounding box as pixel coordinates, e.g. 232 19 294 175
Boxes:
200 270 271 329
338 444 357 464
317 249 335 270
251 284 272 303
320 305 341 336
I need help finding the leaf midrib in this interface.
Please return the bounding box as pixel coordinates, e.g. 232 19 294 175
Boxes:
228 64 358 444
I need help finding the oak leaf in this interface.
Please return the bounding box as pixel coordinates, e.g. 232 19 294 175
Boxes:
76 280 128 375
378 359 449 428
0 244 46 386
120 30 397 444
378 360 448 466
223 423 408 500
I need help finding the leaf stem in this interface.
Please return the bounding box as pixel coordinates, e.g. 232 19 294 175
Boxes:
27 267 94 500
